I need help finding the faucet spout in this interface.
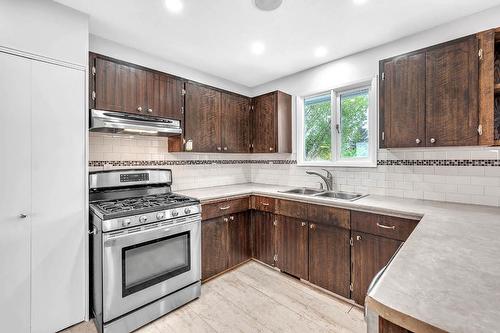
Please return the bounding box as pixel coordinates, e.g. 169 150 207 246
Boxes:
306 170 334 191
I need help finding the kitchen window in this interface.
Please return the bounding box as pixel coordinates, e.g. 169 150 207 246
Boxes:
297 78 377 167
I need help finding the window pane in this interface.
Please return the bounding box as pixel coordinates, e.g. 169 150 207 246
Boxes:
304 94 331 161
340 89 369 159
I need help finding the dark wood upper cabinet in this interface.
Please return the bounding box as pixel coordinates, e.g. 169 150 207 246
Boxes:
155 74 184 120
251 210 276 266
184 82 221 152
380 35 480 148
201 217 228 281
380 53 426 148
426 35 479 146
94 57 142 114
351 231 402 306
276 216 308 280
227 212 251 268
308 223 350 298
251 91 292 153
221 93 251 153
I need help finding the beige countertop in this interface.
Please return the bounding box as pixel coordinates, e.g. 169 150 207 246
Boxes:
178 183 500 333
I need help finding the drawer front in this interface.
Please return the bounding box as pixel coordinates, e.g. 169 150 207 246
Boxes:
276 199 308 220
202 197 249 220
307 204 350 229
351 211 419 241
250 195 276 213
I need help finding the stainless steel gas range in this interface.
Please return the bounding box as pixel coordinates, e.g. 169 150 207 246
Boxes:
89 169 201 333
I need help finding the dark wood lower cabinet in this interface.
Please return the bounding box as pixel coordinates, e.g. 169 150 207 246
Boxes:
276 216 308 280
228 212 251 267
379 317 413 333
351 231 402 305
251 210 276 266
308 223 350 298
201 217 228 281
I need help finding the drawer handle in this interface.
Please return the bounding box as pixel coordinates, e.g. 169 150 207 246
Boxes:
377 222 396 230
261 202 270 206
220 206 231 210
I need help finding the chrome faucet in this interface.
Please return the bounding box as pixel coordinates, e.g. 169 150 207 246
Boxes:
306 169 334 191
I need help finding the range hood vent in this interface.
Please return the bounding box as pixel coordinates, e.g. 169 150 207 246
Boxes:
89 109 182 137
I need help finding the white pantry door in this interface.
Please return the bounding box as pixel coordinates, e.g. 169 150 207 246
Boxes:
30 61 86 333
0 52 32 333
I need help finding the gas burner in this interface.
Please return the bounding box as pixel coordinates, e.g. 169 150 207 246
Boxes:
92 193 197 216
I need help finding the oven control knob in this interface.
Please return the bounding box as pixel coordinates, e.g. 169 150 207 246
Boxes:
171 210 179 217
139 216 148 223
184 207 192 214
122 219 132 227
156 212 165 220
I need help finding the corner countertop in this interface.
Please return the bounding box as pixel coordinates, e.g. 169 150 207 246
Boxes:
178 183 500 333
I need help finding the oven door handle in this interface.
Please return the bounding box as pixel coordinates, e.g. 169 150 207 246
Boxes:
104 218 200 247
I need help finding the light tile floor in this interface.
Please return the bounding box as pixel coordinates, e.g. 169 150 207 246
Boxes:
63 261 366 333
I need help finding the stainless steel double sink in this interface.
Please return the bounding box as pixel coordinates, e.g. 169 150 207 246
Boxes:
279 188 367 201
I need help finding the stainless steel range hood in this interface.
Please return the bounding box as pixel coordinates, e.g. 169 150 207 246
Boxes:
89 109 182 137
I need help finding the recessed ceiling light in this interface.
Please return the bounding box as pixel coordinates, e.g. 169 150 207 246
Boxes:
314 46 327 58
164 0 183 13
251 41 266 55
353 0 368 5
254 0 283 11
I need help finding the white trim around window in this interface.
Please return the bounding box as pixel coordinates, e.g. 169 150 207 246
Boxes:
297 77 378 168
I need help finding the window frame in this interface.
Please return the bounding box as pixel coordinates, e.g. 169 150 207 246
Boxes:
297 77 378 168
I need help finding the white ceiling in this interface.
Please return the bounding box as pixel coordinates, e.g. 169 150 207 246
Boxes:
56 0 500 87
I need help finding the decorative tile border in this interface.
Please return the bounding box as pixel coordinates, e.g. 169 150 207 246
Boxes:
378 159 500 167
89 159 500 167
89 160 298 167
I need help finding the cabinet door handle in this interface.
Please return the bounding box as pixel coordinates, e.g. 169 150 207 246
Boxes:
217 147 222 151
415 138 421 144
147 108 153 113
229 216 234 221
301 222 307 227
220 206 231 210
430 138 436 144
261 202 270 206
223 217 229 222
19 214 28 219
309 224 316 229
269 147 274 151
376 222 396 230
137 106 143 112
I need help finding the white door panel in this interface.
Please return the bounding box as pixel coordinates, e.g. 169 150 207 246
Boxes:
0 52 32 333
30 61 85 333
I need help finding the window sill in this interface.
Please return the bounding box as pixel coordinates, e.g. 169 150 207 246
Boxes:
296 160 377 168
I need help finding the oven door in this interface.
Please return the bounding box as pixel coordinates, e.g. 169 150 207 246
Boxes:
102 215 201 322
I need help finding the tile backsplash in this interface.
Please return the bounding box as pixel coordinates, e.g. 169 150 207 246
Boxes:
89 133 500 207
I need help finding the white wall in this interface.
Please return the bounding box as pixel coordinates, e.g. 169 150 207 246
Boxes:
0 0 89 67
252 5 500 97
90 35 253 96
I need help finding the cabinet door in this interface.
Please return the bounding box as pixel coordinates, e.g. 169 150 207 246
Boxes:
252 92 276 153
221 93 250 153
308 223 350 298
351 231 402 305
155 74 184 120
94 57 142 114
0 52 31 333
380 53 426 148
185 82 221 152
202 217 228 281
228 212 251 268
251 211 276 266
31 61 86 332
276 216 308 280
426 35 479 146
